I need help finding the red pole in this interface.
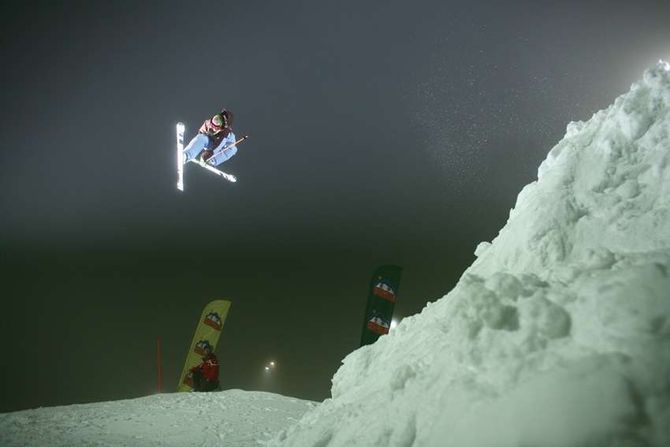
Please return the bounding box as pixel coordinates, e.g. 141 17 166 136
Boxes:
157 336 163 393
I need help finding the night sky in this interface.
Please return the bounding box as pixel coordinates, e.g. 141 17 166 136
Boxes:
1 0 668 413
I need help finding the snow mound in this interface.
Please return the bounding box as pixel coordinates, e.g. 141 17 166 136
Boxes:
0 389 315 447
271 62 670 447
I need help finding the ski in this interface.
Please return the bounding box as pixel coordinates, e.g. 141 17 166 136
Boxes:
191 158 237 183
176 122 185 191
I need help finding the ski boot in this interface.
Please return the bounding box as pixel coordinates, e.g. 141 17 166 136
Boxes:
199 149 214 165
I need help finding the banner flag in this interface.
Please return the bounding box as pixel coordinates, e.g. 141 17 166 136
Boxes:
360 265 402 347
177 299 231 392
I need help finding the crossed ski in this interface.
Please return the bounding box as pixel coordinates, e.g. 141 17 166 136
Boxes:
177 122 247 190
189 158 237 183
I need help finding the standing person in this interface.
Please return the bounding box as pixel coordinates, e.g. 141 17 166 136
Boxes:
183 109 238 166
190 345 220 392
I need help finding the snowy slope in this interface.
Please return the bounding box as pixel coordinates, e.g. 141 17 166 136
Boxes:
0 389 315 447
270 62 670 447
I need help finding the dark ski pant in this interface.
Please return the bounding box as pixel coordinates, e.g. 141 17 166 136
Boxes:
192 369 219 392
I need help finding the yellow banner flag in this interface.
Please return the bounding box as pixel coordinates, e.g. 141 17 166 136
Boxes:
177 299 231 392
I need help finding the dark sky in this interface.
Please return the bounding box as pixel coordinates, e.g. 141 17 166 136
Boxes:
1 0 668 412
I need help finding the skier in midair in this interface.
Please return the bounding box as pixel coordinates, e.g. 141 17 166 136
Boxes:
183 109 239 166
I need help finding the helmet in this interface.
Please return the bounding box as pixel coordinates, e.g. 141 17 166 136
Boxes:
212 109 233 128
211 114 223 127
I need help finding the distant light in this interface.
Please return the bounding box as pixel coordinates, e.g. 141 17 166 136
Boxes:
269 361 276 367
264 366 270 371
390 319 398 330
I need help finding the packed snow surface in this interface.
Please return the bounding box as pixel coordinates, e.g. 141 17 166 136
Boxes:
0 390 315 447
270 63 670 446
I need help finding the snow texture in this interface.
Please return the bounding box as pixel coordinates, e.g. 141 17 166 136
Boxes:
270 62 670 447
0 390 315 447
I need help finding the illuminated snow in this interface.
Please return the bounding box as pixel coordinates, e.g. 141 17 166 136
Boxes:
0 390 314 447
270 62 670 447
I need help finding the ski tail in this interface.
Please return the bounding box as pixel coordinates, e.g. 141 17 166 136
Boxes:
193 158 237 183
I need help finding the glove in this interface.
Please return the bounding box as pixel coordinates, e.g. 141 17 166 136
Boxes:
200 150 214 163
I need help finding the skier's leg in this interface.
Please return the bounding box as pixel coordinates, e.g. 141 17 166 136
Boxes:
206 134 238 166
207 146 237 166
183 134 210 163
192 370 203 391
